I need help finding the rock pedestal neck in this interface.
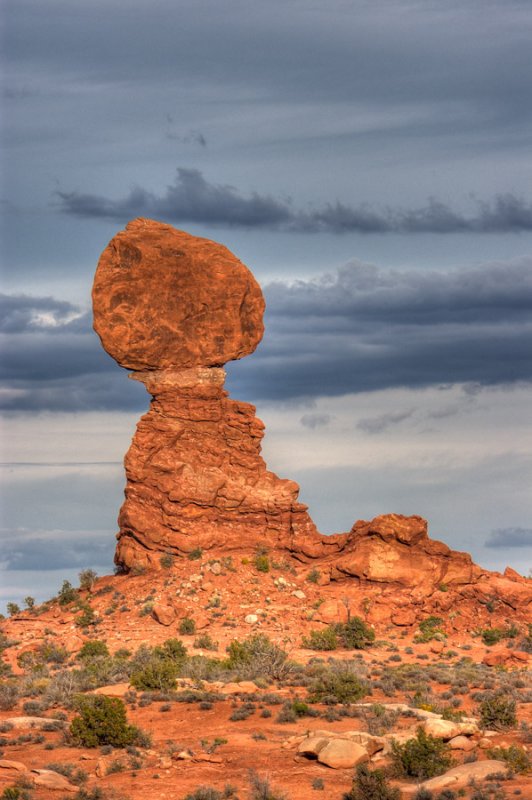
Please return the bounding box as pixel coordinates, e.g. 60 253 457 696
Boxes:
92 219 531 616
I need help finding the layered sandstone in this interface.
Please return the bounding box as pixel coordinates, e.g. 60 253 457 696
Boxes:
92 219 531 615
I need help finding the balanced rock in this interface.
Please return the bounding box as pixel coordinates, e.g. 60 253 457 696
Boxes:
93 218 264 371
93 219 318 569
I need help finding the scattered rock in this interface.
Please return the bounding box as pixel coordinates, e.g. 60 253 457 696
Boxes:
0 759 28 772
152 604 176 626
244 614 259 625
316 739 369 769
31 769 78 792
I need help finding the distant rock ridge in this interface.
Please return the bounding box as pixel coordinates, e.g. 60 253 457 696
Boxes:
92 219 531 613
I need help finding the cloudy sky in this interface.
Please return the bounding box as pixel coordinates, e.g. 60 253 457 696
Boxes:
2 0 532 607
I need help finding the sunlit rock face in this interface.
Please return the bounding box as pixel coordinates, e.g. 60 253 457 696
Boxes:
92 219 531 625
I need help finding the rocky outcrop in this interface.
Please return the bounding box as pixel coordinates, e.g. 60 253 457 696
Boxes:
92 219 532 620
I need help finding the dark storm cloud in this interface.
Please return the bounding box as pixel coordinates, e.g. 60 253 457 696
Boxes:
57 170 532 234
485 527 532 549
2 256 531 411
227 257 532 400
0 294 147 411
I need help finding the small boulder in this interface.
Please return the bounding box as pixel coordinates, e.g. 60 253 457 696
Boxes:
317 740 369 769
245 614 258 624
152 603 176 626
32 769 78 792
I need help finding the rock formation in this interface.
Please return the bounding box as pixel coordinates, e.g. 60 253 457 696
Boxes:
93 218 319 570
92 219 531 616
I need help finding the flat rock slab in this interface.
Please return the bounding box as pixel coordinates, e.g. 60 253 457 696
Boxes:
400 760 508 796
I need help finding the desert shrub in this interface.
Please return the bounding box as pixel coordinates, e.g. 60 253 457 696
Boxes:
38 639 68 664
225 634 289 681
308 663 368 704
486 744 530 773
302 627 338 651
45 762 88 785
179 617 196 635
478 691 517 730
182 786 238 800
336 616 375 649
414 617 445 643
78 569 97 591
130 657 180 691
307 569 320 584
1 788 32 800
188 548 203 560
6 603 20 617
194 634 218 651
248 770 287 800
75 604 96 628
343 763 400 800
57 580 77 606
0 682 19 710
481 628 504 646
77 640 110 661
254 554 270 573
155 638 187 661
159 553 174 569
391 727 453 779
23 596 35 610
69 695 137 748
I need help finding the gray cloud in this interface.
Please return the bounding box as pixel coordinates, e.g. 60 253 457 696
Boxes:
1 528 114 571
56 169 532 234
300 413 332 430
228 256 532 400
0 293 83 333
485 527 532 549
357 409 415 434
2 256 531 411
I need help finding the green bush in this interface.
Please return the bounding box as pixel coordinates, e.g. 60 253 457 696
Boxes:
130 657 180 691
486 744 530 773
69 695 137 748
308 663 368 704
194 634 218 651
481 628 504 646
307 569 320 584
254 554 270 573
77 640 110 661
478 691 517 730
58 580 78 606
302 627 338 651
343 763 400 800
179 617 196 635
336 616 375 649
188 547 203 561
414 616 445 643
75 604 96 628
6 603 20 617
160 553 174 569
391 727 453 779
